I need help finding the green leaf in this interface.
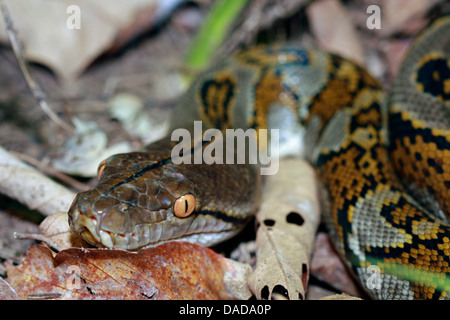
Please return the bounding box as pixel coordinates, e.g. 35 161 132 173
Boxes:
184 0 249 72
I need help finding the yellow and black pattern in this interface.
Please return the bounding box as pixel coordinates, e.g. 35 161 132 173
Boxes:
69 14 450 300
197 70 237 129
387 15 450 222
190 30 450 298
306 15 449 299
415 52 450 102
219 16 449 299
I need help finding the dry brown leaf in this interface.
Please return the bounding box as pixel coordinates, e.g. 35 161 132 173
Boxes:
307 0 365 65
310 232 361 297
0 146 76 216
383 39 412 81
0 0 182 81
5 242 251 300
306 285 339 300
248 158 320 300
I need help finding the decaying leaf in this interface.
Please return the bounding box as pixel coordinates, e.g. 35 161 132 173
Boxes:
310 232 361 297
5 242 252 300
0 0 183 81
248 158 321 300
307 0 365 65
0 146 75 216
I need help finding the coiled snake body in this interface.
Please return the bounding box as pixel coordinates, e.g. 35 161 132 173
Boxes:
68 15 450 299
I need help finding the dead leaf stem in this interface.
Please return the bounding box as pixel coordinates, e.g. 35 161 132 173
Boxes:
10 151 89 192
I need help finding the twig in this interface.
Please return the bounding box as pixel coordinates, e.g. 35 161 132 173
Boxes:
10 151 90 192
0 1 72 132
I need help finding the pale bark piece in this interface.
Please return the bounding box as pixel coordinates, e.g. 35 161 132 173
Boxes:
307 0 365 66
0 146 76 216
0 0 182 81
248 158 321 300
5 242 250 300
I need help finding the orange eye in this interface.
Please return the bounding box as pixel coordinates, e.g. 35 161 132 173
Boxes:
174 194 196 218
97 159 107 179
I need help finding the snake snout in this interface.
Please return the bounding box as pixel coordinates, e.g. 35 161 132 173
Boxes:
68 192 104 246
68 190 172 250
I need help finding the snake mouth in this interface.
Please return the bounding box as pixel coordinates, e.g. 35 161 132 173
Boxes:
69 206 242 250
77 226 239 251
69 205 170 250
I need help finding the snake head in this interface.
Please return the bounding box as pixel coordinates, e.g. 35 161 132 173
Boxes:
68 145 260 250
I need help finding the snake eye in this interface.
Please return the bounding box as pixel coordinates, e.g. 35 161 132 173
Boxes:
97 159 107 179
174 194 196 218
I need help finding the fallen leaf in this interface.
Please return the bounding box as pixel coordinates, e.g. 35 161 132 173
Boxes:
248 158 320 300
307 0 365 65
310 232 361 297
5 242 251 300
0 0 183 81
381 0 438 36
306 284 339 300
0 146 75 216
382 39 413 81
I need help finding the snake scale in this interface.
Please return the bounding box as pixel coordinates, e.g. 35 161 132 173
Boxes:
68 15 450 299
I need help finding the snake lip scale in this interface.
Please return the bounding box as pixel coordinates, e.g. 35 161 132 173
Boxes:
71 210 240 251
70 202 247 250
68 14 450 299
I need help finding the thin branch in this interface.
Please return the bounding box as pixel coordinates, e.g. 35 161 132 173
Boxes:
0 1 72 132
10 151 90 192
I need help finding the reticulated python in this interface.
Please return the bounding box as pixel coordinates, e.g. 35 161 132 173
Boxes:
68 15 450 299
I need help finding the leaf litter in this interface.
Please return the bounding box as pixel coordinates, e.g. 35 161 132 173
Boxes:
5 242 251 300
